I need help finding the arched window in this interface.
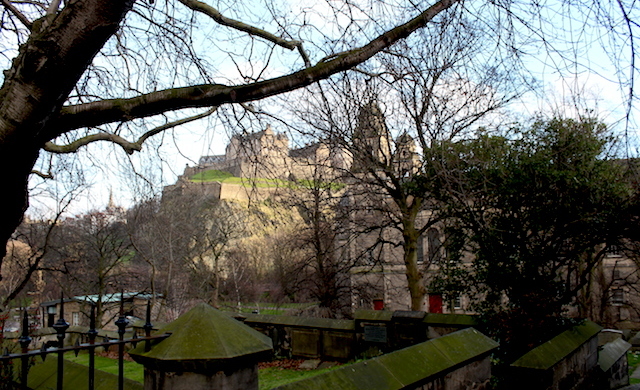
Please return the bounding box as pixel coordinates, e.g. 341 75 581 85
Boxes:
427 228 443 263
417 234 425 264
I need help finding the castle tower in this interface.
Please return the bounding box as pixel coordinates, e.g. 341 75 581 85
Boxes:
394 132 420 177
351 102 391 172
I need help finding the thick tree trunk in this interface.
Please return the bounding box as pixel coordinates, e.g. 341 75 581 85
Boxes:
0 0 455 286
0 0 135 273
403 217 426 311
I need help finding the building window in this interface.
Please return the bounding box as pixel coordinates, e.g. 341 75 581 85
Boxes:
417 235 425 264
72 312 80 327
613 269 622 280
427 228 443 263
607 245 623 258
46 306 57 328
612 289 625 305
453 296 463 310
124 297 134 317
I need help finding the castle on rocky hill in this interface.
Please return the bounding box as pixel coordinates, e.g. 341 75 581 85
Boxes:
183 124 352 183
179 102 419 187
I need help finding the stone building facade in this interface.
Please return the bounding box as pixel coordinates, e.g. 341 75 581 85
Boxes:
166 105 640 326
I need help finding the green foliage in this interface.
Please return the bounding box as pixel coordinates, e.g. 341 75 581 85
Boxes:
426 117 637 363
628 351 640 384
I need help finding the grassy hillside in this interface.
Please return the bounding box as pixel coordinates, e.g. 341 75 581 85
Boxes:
190 169 345 191
190 169 288 188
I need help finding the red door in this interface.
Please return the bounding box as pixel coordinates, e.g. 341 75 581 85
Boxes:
373 299 385 310
429 294 443 313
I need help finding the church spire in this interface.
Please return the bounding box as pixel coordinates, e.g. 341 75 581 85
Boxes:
107 188 116 211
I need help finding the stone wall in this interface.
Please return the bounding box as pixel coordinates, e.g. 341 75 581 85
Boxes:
599 338 631 389
272 328 498 390
238 311 476 361
509 321 603 390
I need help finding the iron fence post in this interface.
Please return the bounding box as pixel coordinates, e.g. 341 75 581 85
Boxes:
18 309 31 390
144 300 153 352
52 294 69 390
88 304 98 390
115 292 129 390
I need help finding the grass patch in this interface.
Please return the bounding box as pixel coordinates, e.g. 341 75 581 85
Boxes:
66 352 345 389
189 169 234 182
259 361 349 390
629 351 640 384
66 353 144 383
260 366 333 390
189 170 287 188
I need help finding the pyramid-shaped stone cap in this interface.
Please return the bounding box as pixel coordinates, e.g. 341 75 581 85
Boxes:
129 303 272 372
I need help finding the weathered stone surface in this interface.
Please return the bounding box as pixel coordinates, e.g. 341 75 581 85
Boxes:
509 321 603 390
600 338 631 372
244 314 355 331
299 359 322 370
354 309 394 322
273 328 498 390
599 329 624 346
129 302 272 363
423 313 476 327
130 302 274 390
511 321 602 370
142 365 259 390
600 338 632 389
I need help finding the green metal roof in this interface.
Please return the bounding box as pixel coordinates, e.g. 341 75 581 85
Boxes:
511 321 602 370
73 292 157 304
599 338 631 372
273 328 498 390
40 292 159 307
129 302 272 362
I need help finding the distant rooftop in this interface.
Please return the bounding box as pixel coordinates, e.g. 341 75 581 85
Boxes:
41 291 159 307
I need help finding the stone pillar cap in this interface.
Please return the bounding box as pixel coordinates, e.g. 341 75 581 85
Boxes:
129 302 273 370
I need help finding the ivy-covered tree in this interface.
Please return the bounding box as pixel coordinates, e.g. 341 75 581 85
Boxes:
427 117 639 360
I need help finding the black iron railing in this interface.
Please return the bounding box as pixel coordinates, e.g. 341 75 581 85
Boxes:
0 293 170 390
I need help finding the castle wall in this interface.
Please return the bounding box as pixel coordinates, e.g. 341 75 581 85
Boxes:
217 183 277 202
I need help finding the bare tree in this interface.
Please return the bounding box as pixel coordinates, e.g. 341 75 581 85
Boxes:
188 199 247 308
277 11 525 311
0 182 84 309
45 207 137 327
273 161 356 317
128 192 206 320
0 0 464 274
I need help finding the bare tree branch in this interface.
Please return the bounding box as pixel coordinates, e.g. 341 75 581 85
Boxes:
45 107 218 154
50 0 456 139
1 0 32 29
177 0 310 67
46 0 63 16
30 169 53 179
44 132 140 154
